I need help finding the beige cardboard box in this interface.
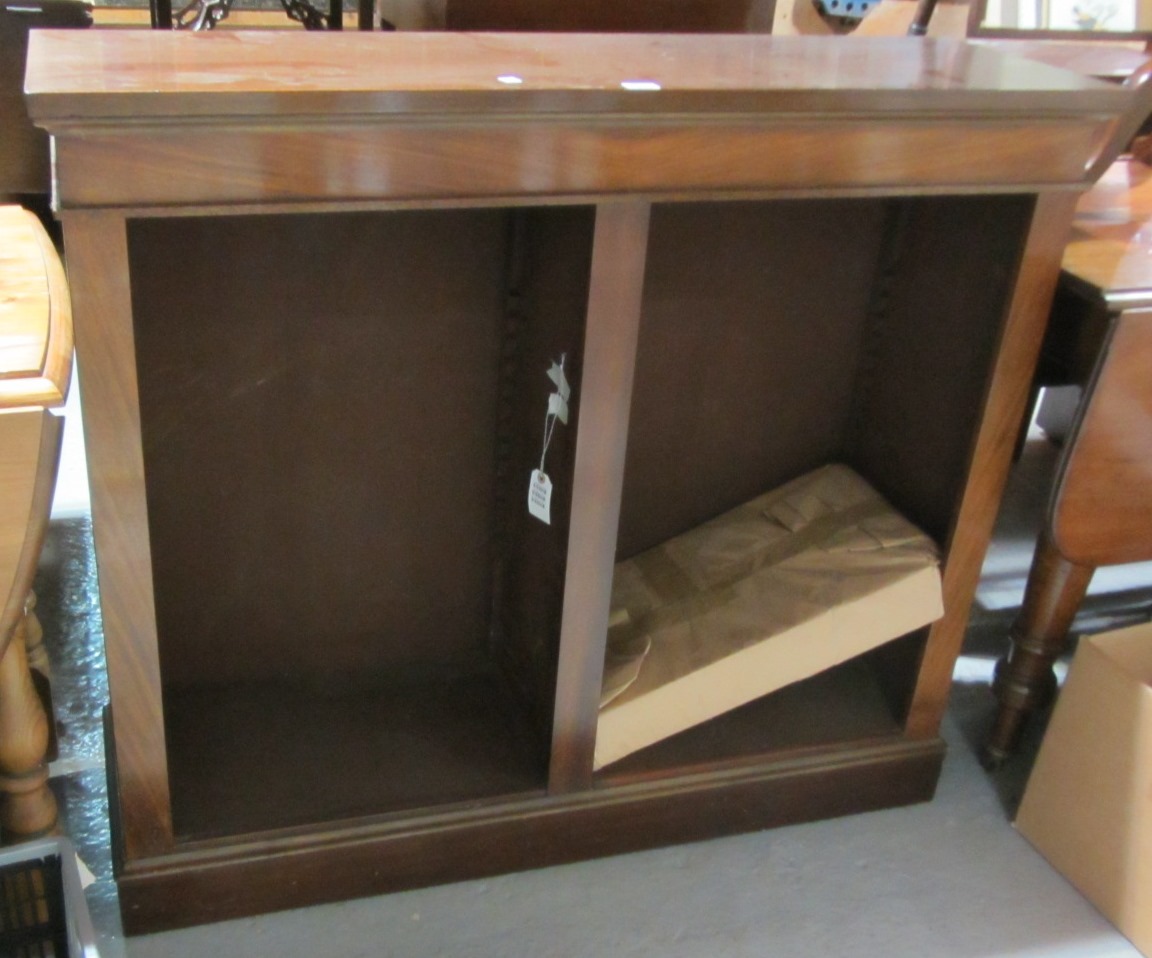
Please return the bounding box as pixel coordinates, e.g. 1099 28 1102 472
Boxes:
1016 623 1152 957
595 463 943 770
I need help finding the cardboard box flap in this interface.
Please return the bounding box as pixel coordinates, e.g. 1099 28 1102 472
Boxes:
1016 623 1152 957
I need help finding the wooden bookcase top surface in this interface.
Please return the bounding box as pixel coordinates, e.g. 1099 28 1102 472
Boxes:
26 31 1125 116
25 33 1137 210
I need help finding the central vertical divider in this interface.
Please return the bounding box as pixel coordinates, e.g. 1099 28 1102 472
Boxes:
549 200 651 793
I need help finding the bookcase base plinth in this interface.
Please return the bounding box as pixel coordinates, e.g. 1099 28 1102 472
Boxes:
114 736 945 935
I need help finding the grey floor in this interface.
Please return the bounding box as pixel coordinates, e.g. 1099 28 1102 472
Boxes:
36 382 1152 958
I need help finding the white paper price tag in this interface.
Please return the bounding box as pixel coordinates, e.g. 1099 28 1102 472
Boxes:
528 469 553 525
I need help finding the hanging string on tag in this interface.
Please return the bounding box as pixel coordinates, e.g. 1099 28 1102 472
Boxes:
529 354 569 525
539 410 557 473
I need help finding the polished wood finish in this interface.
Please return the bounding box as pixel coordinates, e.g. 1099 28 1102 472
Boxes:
27 31 1138 931
0 409 62 843
985 158 1152 765
0 206 72 409
1057 156 1152 299
115 736 944 934
27 31 1120 103
0 410 60 663
0 587 59 841
0 205 70 843
906 189 1081 738
1052 306 1152 564
972 40 1152 82
21 591 49 677
984 531 1094 766
26 34 1125 211
61 211 174 859
550 201 650 793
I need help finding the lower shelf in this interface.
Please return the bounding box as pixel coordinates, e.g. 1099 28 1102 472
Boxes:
160 649 907 841
163 668 547 841
109 653 934 933
597 657 905 782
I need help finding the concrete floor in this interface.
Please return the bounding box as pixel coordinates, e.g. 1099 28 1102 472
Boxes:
35 388 1152 958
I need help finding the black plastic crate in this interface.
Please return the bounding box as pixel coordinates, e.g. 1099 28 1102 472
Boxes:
0 838 97 958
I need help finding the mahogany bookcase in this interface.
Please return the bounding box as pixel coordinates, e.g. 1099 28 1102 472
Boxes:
26 31 1135 932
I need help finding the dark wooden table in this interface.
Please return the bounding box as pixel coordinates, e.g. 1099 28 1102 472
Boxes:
985 157 1152 767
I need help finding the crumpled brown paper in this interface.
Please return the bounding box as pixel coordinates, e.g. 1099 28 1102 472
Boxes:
596 463 943 769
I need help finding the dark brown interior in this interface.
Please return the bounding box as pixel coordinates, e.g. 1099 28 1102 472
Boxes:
602 193 1034 771
620 194 1034 559
129 207 593 838
125 193 1032 840
597 656 904 783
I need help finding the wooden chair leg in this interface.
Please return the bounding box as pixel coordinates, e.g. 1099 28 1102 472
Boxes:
0 610 59 843
983 530 1095 769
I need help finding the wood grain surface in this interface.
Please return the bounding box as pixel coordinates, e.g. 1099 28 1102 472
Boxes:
60 211 174 860
0 206 72 409
906 191 1081 739
1062 158 1152 306
1050 307 1152 565
25 32 1121 105
0 410 60 660
26 33 1131 210
984 158 1152 763
30 31 1139 930
1041 158 1152 567
549 201 650 792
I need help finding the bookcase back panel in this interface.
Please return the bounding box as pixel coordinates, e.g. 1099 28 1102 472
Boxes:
618 198 888 560
844 194 1036 544
164 671 548 840
128 209 512 688
597 655 904 781
619 194 1036 561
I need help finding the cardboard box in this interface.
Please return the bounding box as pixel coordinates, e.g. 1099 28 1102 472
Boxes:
1016 622 1152 957
595 463 943 769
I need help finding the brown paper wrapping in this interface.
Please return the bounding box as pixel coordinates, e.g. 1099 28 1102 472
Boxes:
595 463 943 770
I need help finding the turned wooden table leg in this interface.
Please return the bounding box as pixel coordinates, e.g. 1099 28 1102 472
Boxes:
18 591 58 763
983 530 1095 768
21 591 50 677
0 608 59 843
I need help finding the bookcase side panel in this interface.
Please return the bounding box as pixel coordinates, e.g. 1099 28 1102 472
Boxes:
907 191 1082 737
839 194 1037 721
60 210 175 861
